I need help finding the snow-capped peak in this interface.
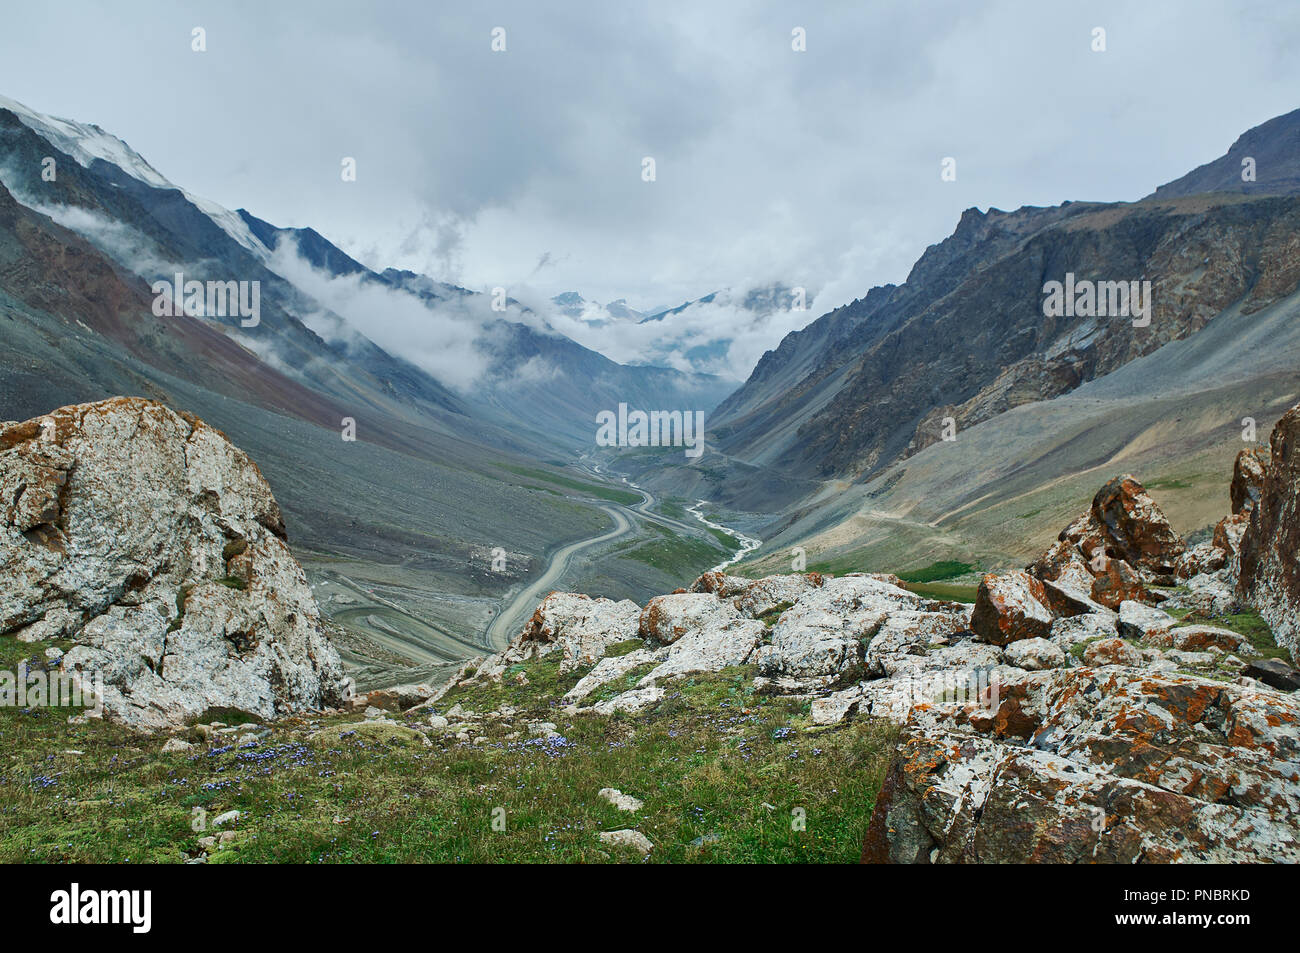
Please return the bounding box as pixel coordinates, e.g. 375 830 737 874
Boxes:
0 93 267 259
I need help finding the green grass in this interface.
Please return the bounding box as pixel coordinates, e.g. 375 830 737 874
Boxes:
805 552 875 576
0 641 898 864
701 525 737 549
1145 476 1198 491
603 640 645 659
900 581 979 603
1173 608 1291 663
756 602 795 628
897 561 975 584
613 526 728 577
500 465 641 506
658 499 689 522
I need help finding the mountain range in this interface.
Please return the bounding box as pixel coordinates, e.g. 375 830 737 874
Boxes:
0 92 733 686
4 91 1300 684
619 107 1300 580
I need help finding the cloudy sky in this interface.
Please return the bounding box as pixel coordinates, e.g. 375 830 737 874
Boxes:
3 0 1299 379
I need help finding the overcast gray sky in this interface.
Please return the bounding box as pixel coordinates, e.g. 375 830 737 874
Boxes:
3 0 1299 344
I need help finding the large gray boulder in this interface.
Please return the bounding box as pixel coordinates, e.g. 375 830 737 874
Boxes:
0 398 350 728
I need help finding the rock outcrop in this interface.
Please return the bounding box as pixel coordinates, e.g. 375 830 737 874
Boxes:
1026 474 1187 610
384 439 1300 865
0 399 350 728
970 572 1052 645
1237 404 1300 657
862 667 1300 863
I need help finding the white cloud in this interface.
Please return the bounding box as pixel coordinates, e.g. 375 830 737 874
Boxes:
4 1 1300 382
266 239 494 393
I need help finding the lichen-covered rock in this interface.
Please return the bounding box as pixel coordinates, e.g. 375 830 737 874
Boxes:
1237 402 1300 658
809 642 1006 725
863 608 975 678
562 647 667 704
1142 624 1254 656
1163 569 1240 616
1002 637 1066 671
753 575 929 680
1028 475 1185 595
1049 611 1119 652
863 667 1300 863
728 573 825 617
1243 658 1300 691
589 684 663 716
1090 475 1186 574
0 399 349 729
1231 446 1270 515
1088 556 1149 609
1083 637 1144 667
639 592 740 646
1213 511 1250 558
642 618 764 683
970 572 1053 646
1117 601 1175 641
515 591 641 673
687 571 753 598
1040 577 1110 618
1174 542 1227 579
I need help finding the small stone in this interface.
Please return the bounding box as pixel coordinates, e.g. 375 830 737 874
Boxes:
211 810 241 828
597 829 653 855
161 737 193 753
598 787 644 812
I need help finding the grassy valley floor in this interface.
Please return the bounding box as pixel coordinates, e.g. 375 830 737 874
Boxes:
0 636 895 864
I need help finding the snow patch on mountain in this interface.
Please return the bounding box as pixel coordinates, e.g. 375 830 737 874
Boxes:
0 94 267 259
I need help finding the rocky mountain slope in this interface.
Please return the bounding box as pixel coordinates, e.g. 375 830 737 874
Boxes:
1149 106 1300 199
715 192 1300 486
0 94 735 669
0 96 726 455
699 109 1300 522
